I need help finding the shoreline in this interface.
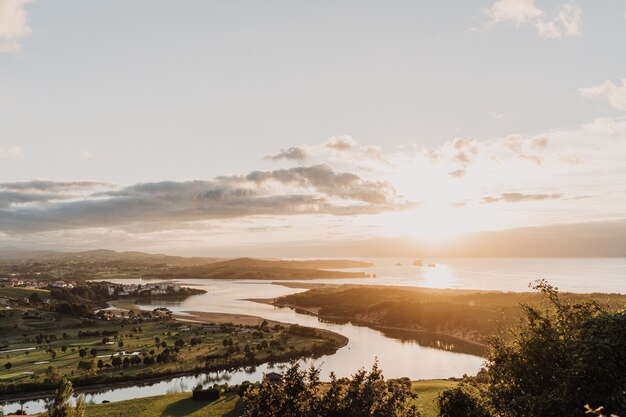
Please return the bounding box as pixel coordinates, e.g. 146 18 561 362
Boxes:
0 307 350 404
173 310 284 327
250 297 488 352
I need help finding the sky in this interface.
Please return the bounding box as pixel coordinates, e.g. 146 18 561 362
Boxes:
1 0 625 256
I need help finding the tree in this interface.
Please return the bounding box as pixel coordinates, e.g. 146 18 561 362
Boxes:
111 356 122 368
438 280 626 417
78 348 86 358
4 362 11 371
97 359 104 370
437 385 491 417
48 378 85 417
90 348 97 357
243 362 420 417
45 365 59 382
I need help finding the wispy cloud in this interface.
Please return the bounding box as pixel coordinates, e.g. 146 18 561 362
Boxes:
501 134 549 164
264 146 309 162
579 78 626 110
0 180 113 193
324 136 357 152
482 192 563 203
264 135 390 167
0 0 33 53
484 0 582 39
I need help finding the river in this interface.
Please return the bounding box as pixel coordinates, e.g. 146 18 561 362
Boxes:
4 257 625 414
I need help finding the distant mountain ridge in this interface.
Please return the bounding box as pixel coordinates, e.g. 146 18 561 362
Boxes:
212 257 373 269
0 249 224 266
0 250 372 271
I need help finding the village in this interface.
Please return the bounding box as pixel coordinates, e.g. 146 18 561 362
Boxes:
0 276 183 297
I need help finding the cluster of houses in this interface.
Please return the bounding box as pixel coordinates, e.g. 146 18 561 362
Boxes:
0 277 75 289
107 283 181 297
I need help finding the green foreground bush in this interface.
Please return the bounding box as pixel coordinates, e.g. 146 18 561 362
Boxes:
438 280 626 417
243 362 420 417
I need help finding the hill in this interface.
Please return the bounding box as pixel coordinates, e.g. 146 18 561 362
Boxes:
211 257 373 269
146 259 372 280
273 285 626 346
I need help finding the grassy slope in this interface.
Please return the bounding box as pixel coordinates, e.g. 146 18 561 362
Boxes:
276 285 626 345
84 392 243 417
80 380 457 417
412 380 458 417
148 264 369 280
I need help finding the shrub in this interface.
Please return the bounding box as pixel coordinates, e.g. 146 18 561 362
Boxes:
192 387 221 401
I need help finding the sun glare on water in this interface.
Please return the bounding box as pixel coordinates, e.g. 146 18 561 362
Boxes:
421 263 454 288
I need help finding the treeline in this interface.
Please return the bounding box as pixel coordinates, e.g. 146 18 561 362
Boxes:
242 362 420 417
0 334 341 397
77 330 118 338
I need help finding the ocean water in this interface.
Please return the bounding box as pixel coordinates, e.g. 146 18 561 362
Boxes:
287 258 626 293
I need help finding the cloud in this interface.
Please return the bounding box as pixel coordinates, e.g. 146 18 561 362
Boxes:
501 134 549 164
485 0 542 26
264 146 308 162
265 136 390 167
0 165 405 234
582 117 626 136
236 164 396 205
0 0 32 53
448 168 466 179
0 191 69 208
325 135 356 152
482 192 563 203
534 4 582 38
579 78 626 110
0 180 112 193
452 137 479 163
484 0 582 39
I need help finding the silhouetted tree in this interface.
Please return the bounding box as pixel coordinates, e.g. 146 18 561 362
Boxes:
243 362 420 417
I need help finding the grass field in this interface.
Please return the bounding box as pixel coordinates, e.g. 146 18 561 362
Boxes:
0 307 342 393
412 379 458 417
0 287 51 300
78 380 457 417
84 391 243 417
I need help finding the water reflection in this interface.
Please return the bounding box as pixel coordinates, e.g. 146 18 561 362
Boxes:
421 263 453 289
3 277 486 414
